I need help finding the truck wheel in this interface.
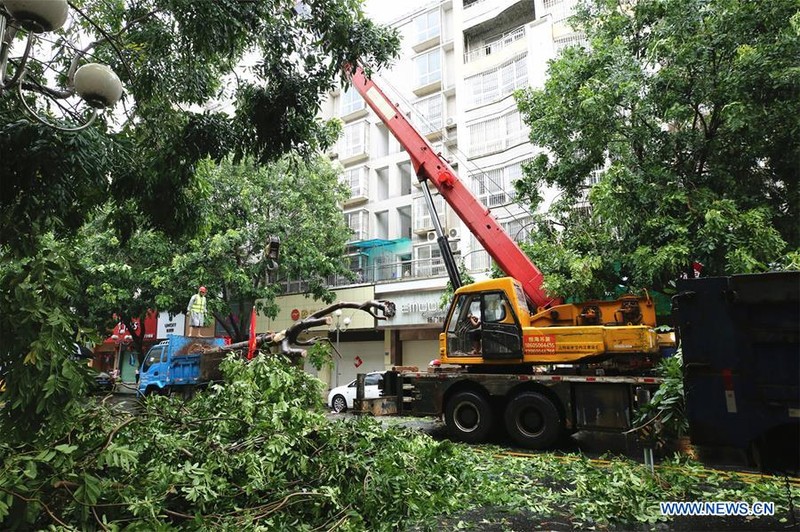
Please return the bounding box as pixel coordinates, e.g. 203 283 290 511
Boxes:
331 394 347 413
504 392 562 449
445 391 493 444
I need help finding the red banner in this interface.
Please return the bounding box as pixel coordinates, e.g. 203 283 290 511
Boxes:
247 306 257 360
104 310 157 343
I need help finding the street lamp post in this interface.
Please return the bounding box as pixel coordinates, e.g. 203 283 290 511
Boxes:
0 0 122 131
330 309 351 388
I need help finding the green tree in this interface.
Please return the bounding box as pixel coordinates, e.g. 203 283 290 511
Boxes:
74 215 178 359
0 0 398 439
154 153 353 342
1 0 398 247
515 0 799 299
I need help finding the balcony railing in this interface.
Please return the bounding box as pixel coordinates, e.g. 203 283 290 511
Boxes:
464 25 525 63
464 0 489 9
279 256 460 294
277 250 508 295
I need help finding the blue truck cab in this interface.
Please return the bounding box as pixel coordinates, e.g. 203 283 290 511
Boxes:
138 335 225 397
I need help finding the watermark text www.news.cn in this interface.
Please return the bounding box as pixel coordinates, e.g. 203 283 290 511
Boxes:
660 501 775 517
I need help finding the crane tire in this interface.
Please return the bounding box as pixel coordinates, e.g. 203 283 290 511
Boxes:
445 390 493 444
504 391 562 449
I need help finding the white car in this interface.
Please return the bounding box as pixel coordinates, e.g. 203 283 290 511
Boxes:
328 371 385 413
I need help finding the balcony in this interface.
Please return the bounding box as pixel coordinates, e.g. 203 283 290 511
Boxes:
412 79 442 98
464 25 525 64
413 34 441 54
279 251 500 294
328 255 452 288
342 166 369 206
463 0 534 35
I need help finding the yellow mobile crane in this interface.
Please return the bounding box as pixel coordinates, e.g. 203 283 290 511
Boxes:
346 66 673 448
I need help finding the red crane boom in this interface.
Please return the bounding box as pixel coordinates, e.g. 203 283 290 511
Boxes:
347 66 553 309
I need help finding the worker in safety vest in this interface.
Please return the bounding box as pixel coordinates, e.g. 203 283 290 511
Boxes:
187 286 207 337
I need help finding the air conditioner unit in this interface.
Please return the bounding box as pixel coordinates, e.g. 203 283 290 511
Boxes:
449 240 460 253
447 227 460 239
426 231 437 242
445 117 456 127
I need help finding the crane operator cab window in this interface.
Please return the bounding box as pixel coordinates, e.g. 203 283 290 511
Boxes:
446 291 522 359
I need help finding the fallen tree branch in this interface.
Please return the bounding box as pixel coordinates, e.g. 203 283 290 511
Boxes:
206 299 396 360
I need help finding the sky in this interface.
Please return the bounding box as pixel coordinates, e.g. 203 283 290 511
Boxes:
364 0 434 24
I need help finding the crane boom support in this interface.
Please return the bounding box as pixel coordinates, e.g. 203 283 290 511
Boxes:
347 66 552 309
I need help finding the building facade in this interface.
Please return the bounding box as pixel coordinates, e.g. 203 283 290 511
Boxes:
273 0 585 390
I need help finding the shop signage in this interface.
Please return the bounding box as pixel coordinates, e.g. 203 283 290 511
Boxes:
378 291 446 326
157 311 186 339
268 286 376 331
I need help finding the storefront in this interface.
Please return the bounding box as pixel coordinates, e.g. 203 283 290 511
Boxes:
257 282 450 390
98 311 158 383
375 283 447 370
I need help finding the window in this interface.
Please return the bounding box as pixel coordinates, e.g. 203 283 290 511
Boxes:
374 210 389 239
399 162 414 195
414 49 441 86
555 32 588 54
507 160 528 183
472 168 505 207
543 0 573 23
364 373 384 386
413 193 446 231
374 123 390 157
347 253 368 282
483 292 508 323
398 206 412 239
447 296 467 332
470 159 529 207
414 244 444 277
142 347 163 372
503 216 534 244
344 166 368 198
468 117 503 156
464 26 525 63
412 94 443 134
341 121 368 159
414 9 440 42
469 234 490 271
468 110 529 156
344 209 369 241
399 163 414 196
505 112 527 147
340 87 365 115
586 164 603 186
466 54 527 107
376 167 389 200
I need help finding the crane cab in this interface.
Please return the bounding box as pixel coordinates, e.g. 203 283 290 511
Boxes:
440 278 526 364
440 277 667 368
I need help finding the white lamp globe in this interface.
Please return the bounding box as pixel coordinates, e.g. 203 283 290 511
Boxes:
2 0 69 33
74 63 122 109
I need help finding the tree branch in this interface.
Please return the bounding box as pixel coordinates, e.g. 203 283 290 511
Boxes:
67 1 134 83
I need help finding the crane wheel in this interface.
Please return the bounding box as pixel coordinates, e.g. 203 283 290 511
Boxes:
445 390 493 444
504 392 562 449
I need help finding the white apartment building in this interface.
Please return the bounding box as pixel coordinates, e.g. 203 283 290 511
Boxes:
270 0 585 391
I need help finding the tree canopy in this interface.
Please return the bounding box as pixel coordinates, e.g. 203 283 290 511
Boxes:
1 0 398 248
0 0 397 437
151 153 353 342
515 0 799 300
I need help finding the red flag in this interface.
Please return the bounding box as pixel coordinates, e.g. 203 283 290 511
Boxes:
247 305 257 360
